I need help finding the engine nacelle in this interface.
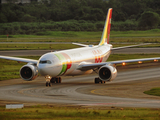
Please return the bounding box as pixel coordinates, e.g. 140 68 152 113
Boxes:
20 64 38 81
98 65 117 82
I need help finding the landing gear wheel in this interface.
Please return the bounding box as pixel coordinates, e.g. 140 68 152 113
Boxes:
46 82 49 87
100 80 105 84
46 82 51 87
59 77 62 83
56 78 59 83
95 78 100 84
50 78 56 83
95 78 105 84
49 82 52 87
55 77 62 83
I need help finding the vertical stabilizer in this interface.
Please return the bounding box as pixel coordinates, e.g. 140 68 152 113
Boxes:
99 8 112 45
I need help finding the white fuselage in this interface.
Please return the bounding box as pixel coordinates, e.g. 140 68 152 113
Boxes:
37 44 112 77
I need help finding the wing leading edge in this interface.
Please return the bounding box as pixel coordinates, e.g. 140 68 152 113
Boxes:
77 57 160 71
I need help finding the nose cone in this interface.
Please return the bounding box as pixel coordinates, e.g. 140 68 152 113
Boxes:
37 53 62 77
38 64 48 76
38 63 62 77
37 53 53 76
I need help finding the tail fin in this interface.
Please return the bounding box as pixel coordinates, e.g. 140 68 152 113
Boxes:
99 8 112 45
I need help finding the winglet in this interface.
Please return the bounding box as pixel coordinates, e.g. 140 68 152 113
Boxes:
99 8 112 45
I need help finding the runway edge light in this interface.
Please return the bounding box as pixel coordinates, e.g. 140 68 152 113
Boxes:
122 62 126 66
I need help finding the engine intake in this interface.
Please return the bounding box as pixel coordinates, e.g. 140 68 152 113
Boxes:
98 65 117 81
20 64 38 81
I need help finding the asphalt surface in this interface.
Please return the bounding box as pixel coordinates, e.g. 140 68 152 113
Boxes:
0 63 160 108
0 48 160 56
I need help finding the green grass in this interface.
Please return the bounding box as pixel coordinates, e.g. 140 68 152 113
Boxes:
0 105 160 120
0 43 160 51
0 30 160 43
144 88 160 97
0 54 160 81
1 29 160 38
0 44 79 51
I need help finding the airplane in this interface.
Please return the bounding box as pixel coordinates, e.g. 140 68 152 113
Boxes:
0 8 160 86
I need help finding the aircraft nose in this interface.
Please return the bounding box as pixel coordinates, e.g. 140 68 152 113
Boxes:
38 64 48 76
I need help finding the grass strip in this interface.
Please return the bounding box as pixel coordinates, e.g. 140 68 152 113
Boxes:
0 105 160 120
144 88 160 97
0 44 79 51
1 30 160 38
0 43 160 51
0 30 160 43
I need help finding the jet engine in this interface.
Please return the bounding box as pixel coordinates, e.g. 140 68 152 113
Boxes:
20 64 38 81
98 65 117 81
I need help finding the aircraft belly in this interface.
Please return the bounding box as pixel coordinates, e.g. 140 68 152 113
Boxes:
65 69 93 76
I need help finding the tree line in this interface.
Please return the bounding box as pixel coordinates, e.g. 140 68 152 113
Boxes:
0 0 160 34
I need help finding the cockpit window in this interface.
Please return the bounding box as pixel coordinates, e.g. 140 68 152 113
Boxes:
40 60 52 64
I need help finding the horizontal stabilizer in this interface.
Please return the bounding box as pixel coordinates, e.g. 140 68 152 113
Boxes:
72 42 88 47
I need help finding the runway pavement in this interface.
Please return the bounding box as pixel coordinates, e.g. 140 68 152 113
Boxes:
0 48 160 56
0 64 160 108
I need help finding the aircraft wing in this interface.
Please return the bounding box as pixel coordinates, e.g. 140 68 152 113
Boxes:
111 43 150 50
77 57 160 71
0 55 38 64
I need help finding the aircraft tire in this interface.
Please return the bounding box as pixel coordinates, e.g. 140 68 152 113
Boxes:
101 80 105 84
49 82 52 87
95 78 100 84
56 78 59 83
50 78 56 83
46 82 49 87
59 77 62 83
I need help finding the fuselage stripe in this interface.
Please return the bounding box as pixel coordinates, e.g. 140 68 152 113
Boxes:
54 52 72 76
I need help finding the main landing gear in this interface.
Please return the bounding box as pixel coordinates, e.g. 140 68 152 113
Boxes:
45 76 62 87
94 77 106 84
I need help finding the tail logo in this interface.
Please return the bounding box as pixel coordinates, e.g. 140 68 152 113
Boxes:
99 8 112 45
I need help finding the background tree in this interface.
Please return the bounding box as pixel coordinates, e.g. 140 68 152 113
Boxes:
0 0 160 33
138 11 160 30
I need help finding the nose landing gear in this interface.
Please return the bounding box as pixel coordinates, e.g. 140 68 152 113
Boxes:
45 76 62 87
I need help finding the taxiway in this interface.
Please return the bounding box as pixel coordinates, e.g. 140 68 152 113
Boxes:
0 63 160 108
